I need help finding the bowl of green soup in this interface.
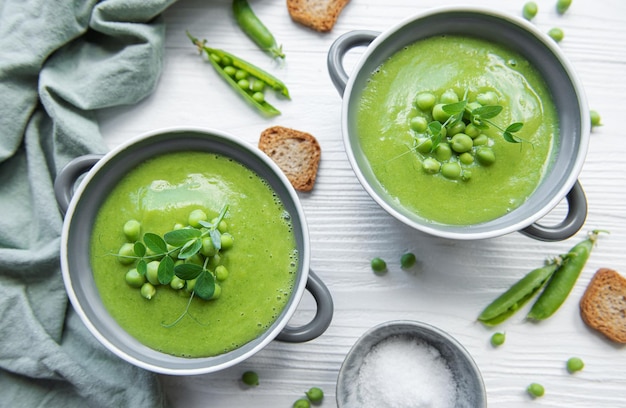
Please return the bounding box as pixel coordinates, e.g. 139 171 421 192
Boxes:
328 6 589 241
54 127 333 375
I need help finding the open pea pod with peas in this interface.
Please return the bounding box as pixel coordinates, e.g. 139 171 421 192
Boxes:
478 230 607 325
187 31 290 116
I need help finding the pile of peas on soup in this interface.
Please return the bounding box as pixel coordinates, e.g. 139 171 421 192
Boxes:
409 88 505 182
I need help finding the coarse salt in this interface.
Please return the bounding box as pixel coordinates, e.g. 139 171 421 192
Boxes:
355 334 458 408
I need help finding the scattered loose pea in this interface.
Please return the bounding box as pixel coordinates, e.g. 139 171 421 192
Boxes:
590 110 602 127
293 399 310 408
371 257 387 274
548 27 564 42
527 383 545 398
401 252 416 269
556 0 572 14
140 282 156 300
566 357 584 373
522 2 538 20
241 370 259 386
305 387 324 403
490 332 505 347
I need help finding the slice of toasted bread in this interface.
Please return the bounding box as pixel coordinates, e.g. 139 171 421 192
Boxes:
287 0 350 32
580 268 626 343
259 126 321 192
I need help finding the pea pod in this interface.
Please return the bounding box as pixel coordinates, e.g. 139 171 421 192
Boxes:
478 262 559 326
233 0 285 59
527 230 606 320
187 32 289 116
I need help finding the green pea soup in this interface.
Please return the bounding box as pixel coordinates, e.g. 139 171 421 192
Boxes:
356 35 559 225
90 151 297 357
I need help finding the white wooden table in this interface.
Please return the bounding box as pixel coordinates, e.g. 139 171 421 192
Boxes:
97 0 626 406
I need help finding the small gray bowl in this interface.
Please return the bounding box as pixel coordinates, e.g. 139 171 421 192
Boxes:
337 320 486 408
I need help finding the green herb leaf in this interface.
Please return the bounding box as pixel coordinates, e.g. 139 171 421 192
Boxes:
144 233 167 254
442 100 467 116
506 122 524 133
194 270 216 300
178 238 202 259
428 121 443 150
158 255 175 284
472 105 503 119
137 259 147 276
174 263 203 280
198 220 213 229
164 228 201 246
503 131 521 143
134 241 146 257
210 229 222 251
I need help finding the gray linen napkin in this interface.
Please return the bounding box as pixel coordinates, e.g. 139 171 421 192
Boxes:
0 0 177 406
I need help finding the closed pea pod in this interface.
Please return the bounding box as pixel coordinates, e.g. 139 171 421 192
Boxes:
478 262 559 325
233 0 285 59
527 230 607 320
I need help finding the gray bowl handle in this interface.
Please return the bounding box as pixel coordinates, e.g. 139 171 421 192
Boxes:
521 180 587 241
327 30 380 96
54 154 103 215
277 270 334 343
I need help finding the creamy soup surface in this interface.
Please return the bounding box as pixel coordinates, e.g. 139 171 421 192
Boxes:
356 35 559 225
90 151 297 357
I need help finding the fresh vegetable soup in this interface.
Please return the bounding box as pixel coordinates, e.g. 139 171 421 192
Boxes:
90 151 298 357
356 35 558 225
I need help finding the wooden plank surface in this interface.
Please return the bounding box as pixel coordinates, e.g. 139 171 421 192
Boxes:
97 0 626 406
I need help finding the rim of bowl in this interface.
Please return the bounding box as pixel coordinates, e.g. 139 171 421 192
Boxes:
60 126 311 375
336 320 486 407
341 5 590 240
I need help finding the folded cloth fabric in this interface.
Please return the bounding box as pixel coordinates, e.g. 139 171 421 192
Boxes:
0 0 176 406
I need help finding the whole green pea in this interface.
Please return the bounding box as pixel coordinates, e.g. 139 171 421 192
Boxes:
422 157 441 174
117 243 136 265
188 209 208 227
523 1 538 20
434 143 452 161
212 218 228 233
215 265 229 281
490 332 505 347
401 252 416 269
432 104 451 122
459 152 474 165
221 233 234 250
476 91 498 106
416 137 433 154
450 133 473 153
125 268 145 288
305 387 324 403
527 383 545 398
241 370 259 386
223 66 237 77
440 89 459 104
410 116 429 133
293 399 310 408
170 276 185 290
201 237 216 257
447 121 466 136
461 169 472 181
556 0 572 14
211 283 222 299
590 110 602 127
566 357 584 373
235 69 249 81
123 219 141 242
548 27 564 43
140 282 156 300
476 147 496 166
472 133 489 146
415 92 436 111
146 260 160 285
251 80 265 92
465 123 481 138
371 257 387 274
252 91 265 103
441 162 462 179
237 79 250 90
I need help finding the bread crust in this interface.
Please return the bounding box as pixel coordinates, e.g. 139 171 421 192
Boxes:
287 0 350 32
580 268 626 343
258 126 321 192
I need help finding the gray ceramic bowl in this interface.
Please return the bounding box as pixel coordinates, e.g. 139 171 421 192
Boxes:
328 6 589 241
54 127 333 375
337 320 486 408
